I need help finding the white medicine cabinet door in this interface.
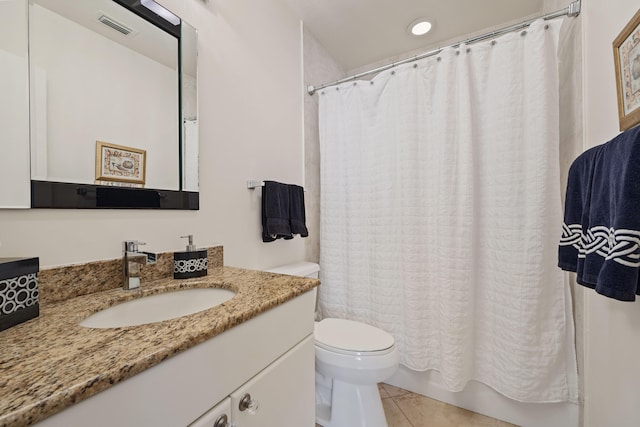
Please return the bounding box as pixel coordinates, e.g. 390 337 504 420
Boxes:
188 397 231 427
230 336 315 427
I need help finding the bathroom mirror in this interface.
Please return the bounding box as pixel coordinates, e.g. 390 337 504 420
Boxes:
28 0 198 209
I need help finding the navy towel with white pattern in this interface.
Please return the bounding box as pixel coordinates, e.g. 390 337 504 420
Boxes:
560 125 640 301
558 144 602 272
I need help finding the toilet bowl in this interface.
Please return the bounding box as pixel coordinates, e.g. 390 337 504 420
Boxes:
314 318 400 427
266 262 400 427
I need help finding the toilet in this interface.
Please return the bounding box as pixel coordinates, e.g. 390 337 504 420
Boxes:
267 262 400 427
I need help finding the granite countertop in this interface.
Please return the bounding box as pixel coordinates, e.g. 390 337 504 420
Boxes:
0 266 319 427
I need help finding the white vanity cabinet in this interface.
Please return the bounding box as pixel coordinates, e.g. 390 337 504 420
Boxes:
35 291 316 427
190 336 315 427
230 335 315 427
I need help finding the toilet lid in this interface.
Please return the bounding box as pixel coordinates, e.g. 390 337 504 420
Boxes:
314 318 395 353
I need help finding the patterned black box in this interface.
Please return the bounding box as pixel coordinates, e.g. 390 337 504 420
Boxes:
173 250 208 279
0 257 39 332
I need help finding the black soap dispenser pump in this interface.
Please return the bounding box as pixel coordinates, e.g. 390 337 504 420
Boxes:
173 235 208 279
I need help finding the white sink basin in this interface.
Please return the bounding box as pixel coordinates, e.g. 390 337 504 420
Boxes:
80 288 236 328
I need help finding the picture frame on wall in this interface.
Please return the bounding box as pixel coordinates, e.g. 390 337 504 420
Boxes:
613 8 640 131
95 141 146 186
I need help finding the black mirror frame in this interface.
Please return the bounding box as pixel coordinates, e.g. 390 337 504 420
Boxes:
31 181 198 210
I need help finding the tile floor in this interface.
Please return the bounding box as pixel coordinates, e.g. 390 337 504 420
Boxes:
316 383 519 427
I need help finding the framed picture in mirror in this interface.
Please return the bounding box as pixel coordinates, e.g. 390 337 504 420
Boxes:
613 8 640 131
95 141 146 186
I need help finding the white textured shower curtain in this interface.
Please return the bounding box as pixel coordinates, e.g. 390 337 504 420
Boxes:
318 19 578 403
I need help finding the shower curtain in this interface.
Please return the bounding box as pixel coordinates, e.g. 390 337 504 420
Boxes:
318 19 578 403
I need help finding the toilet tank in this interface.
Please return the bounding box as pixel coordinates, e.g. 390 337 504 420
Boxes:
266 262 320 316
266 262 319 279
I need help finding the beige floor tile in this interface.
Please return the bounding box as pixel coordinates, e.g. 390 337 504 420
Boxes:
379 383 392 399
391 393 447 427
317 384 518 427
383 398 414 427
381 382 411 398
391 392 519 427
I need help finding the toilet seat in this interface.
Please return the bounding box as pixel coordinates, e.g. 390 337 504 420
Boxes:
314 318 395 356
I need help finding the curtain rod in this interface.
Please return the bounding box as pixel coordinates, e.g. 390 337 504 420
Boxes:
307 0 581 96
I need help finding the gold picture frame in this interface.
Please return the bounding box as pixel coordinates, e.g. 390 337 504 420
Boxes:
95 141 146 185
613 8 640 131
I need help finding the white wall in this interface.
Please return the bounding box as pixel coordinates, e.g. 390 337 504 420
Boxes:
582 0 640 426
0 0 307 270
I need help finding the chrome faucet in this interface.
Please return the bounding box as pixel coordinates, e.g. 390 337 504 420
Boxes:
123 240 157 290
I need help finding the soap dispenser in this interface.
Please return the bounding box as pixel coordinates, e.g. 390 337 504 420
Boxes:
173 235 208 279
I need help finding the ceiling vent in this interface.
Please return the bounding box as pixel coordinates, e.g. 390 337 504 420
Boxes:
97 13 135 36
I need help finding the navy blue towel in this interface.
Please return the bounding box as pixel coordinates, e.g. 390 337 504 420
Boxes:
261 181 309 242
558 145 602 272
289 184 309 238
560 126 640 301
262 181 293 242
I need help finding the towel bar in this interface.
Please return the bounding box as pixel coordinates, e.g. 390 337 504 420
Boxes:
247 180 307 192
247 180 264 189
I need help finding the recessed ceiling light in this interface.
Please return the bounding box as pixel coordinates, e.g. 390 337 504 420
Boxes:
408 19 432 36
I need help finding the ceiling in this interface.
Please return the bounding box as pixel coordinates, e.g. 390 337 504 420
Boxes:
284 0 546 71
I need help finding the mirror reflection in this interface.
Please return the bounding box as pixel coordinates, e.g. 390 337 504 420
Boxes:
181 20 198 192
28 0 197 193
0 0 30 208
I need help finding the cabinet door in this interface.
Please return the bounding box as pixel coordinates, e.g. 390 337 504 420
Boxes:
188 397 231 427
231 335 315 427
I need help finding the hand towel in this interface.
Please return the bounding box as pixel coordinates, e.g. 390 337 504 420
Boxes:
288 184 309 237
561 126 640 301
262 181 293 242
558 145 602 272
